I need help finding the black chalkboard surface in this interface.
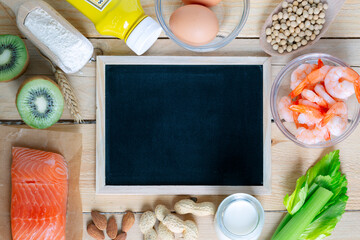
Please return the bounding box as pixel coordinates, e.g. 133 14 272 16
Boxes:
105 64 264 187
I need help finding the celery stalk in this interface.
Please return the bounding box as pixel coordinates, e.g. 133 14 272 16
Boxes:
272 187 333 240
271 183 320 240
273 151 348 239
271 213 292 240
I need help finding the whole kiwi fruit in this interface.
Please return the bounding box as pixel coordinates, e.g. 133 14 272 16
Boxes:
16 76 64 129
0 35 29 82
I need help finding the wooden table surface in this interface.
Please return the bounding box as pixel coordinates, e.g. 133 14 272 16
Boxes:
1 0 360 239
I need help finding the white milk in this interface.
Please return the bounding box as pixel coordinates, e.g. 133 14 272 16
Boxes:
214 194 264 240
223 200 258 235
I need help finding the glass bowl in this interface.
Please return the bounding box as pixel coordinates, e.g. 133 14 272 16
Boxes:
155 0 250 52
271 53 360 148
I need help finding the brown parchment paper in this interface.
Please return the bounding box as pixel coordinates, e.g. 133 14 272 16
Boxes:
0 126 83 240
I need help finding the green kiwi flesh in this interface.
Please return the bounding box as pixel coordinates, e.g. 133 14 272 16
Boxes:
0 35 29 82
16 77 64 129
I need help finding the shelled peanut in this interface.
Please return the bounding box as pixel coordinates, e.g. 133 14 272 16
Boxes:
266 0 328 54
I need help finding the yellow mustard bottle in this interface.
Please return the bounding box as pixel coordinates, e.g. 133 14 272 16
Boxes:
66 0 162 55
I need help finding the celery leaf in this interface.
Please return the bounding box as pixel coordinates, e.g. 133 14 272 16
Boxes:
299 200 347 240
284 150 343 215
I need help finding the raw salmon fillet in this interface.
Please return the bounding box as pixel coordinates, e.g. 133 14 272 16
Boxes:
11 147 68 240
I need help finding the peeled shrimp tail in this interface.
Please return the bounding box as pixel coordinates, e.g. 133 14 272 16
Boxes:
289 104 325 126
290 66 332 99
290 69 322 99
290 80 309 99
317 59 324 69
289 104 324 118
320 102 347 127
321 112 336 127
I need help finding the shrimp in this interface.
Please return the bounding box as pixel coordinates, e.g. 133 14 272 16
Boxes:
321 102 348 127
321 102 348 136
301 89 328 108
296 126 331 144
326 116 347 136
355 77 360 103
292 111 316 129
314 83 337 107
298 99 322 110
324 67 360 102
290 65 333 99
297 113 317 127
296 100 321 127
278 96 294 122
289 104 324 125
291 64 317 90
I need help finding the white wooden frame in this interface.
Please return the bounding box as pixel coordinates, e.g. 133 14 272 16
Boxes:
96 56 271 195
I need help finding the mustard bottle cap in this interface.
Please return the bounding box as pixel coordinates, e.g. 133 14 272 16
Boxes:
126 17 162 55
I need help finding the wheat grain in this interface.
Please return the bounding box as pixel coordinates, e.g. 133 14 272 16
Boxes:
54 68 83 123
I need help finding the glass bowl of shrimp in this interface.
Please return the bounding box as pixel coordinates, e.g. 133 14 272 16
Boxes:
271 53 360 148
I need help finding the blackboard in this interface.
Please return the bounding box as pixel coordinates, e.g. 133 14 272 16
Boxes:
96 56 271 195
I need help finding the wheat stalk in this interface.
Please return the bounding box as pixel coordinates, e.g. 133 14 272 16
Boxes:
54 68 83 123
36 49 83 123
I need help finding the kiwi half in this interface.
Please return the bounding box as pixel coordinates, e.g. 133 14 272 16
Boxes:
16 76 64 129
0 35 29 82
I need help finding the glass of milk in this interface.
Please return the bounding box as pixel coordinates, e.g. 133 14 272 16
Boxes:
214 193 264 240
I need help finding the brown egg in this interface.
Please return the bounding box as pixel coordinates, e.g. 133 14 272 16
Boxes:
169 4 219 46
182 0 222 7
